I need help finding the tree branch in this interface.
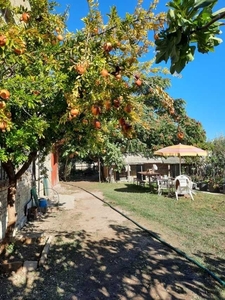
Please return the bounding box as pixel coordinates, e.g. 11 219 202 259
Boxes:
193 11 225 33
15 151 37 180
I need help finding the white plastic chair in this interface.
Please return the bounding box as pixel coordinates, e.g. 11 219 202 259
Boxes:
157 178 174 195
174 175 194 201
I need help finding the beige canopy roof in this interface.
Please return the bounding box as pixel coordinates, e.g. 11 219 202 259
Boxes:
123 154 182 165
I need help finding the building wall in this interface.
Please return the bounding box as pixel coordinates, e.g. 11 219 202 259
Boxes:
9 0 30 8
0 153 58 241
15 167 33 228
0 168 32 240
0 181 8 241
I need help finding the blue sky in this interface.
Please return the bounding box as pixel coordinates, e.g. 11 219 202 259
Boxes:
55 0 225 141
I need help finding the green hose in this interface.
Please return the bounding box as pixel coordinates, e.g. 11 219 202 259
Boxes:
74 184 225 288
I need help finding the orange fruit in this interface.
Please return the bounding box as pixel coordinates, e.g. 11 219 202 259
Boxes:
0 89 10 100
115 73 122 80
21 12 30 22
124 104 132 113
177 132 184 140
91 105 101 116
119 118 126 126
93 119 101 129
103 42 113 52
14 48 25 55
0 101 6 109
70 108 79 116
101 69 109 77
93 28 98 34
0 121 7 130
57 34 64 41
135 79 142 86
76 64 86 74
0 35 7 47
113 99 120 108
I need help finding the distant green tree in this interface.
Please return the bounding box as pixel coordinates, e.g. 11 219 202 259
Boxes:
207 136 225 179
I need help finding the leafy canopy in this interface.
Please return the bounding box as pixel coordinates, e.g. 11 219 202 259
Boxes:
155 0 225 73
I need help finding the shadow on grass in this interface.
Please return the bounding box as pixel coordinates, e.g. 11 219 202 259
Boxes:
193 251 225 282
113 183 158 194
0 225 223 300
113 184 175 199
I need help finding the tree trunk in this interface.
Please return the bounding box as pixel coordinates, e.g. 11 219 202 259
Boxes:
6 179 17 239
2 151 37 239
100 158 106 182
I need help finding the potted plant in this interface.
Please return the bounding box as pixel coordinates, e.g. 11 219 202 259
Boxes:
199 180 209 191
208 177 221 193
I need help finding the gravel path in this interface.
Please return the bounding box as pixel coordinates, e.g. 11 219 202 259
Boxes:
0 181 223 300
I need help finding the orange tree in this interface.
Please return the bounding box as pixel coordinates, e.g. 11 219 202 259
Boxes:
0 0 173 234
59 72 207 181
0 0 70 234
155 0 225 73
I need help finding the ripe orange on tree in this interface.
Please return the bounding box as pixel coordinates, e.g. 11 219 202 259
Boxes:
0 89 10 100
103 42 113 52
119 117 126 126
135 79 142 86
177 132 184 140
113 99 121 108
0 121 7 130
57 34 64 41
91 105 101 116
93 119 101 129
0 101 6 109
124 104 132 113
76 64 86 75
0 35 7 47
14 47 25 55
70 108 79 117
101 69 109 77
20 12 30 22
115 73 122 80
122 123 132 133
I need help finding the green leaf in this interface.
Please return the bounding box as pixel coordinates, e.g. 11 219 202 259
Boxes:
212 8 225 18
194 0 217 10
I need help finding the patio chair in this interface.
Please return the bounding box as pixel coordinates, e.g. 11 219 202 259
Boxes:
174 175 194 201
157 178 174 196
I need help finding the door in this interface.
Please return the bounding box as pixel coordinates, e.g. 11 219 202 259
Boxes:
51 152 59 187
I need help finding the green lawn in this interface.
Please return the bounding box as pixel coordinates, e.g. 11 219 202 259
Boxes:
87 182 225 284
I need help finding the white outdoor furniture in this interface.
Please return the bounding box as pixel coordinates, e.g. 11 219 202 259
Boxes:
157 178 174 196
174 175 195 201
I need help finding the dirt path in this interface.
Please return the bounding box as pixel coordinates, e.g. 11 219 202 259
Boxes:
0 181 223 300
